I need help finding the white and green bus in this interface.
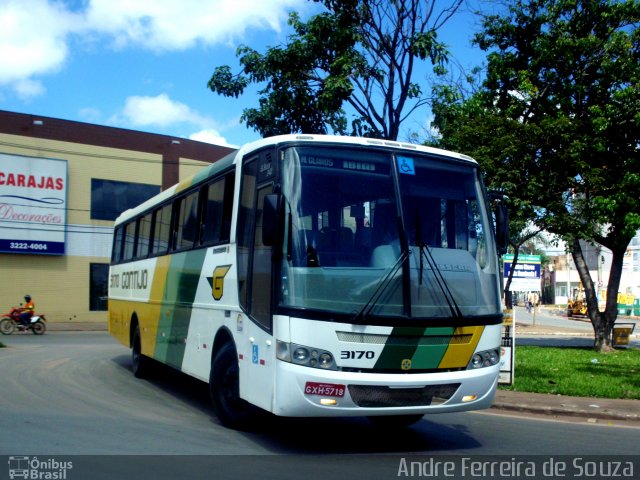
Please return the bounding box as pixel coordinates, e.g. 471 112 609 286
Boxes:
109 134 508 429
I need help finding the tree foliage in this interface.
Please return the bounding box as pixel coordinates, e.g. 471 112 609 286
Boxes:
431 0 640 351
208 0 462 140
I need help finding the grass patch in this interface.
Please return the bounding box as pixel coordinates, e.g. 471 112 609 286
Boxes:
500 346 640 399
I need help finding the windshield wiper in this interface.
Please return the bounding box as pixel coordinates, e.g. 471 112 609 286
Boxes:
415 212 463 320
352 249 408 322
418 244 463 319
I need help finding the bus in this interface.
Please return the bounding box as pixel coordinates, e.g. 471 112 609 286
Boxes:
108 134 508 429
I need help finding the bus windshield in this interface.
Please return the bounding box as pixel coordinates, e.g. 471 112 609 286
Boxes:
278 145 501 321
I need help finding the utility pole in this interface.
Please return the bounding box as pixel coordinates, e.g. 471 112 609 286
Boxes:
566 252 571 304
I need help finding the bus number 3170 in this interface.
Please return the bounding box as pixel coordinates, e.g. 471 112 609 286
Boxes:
341 350 375 360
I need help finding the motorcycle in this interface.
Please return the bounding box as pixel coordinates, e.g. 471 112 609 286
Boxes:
0 307 47 335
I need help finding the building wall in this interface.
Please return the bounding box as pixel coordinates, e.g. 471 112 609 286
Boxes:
0 110 235 325
622 233 640 298
2 254 108 322
548 231 640 304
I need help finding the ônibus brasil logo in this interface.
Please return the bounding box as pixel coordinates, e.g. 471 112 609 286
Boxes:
8 456 72 479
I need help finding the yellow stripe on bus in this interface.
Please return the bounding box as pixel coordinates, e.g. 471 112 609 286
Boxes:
437 326 484 369
175 177 194 194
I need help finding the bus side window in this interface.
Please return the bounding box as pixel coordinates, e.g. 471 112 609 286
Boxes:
238 154 273 330
201 172 235 246
221 173 235 243
123 221 136 260
201 178 226 244
250 185 274 329
237 159 258 311
175 191 199 250
152 204 172 255
136 212 153 259
112 226 124 263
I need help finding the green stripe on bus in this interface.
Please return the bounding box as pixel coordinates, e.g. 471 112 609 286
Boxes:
411 327 456 369
373 327 426 370
190 165 214 185
374 326 455 370
154 249 207 369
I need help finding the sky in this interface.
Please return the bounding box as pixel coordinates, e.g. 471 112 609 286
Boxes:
0 0 486 149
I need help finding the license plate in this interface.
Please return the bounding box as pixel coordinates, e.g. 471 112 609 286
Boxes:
304 382 346 397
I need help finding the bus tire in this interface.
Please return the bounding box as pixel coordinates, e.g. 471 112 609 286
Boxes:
131 325 153 378
367 414 424 428
210 342 259 430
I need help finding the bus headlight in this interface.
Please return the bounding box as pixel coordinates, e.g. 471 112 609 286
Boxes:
276 341 337 371
293 347 310 362
467 348 500 370
318 353 334 369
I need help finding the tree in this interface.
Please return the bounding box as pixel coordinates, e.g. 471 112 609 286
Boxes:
431 0 640 351
208 0 463 140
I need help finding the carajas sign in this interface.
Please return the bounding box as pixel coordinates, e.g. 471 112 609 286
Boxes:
0 153 68 255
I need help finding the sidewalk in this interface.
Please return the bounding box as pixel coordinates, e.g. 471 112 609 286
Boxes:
493 390 640 425
42 319 640 425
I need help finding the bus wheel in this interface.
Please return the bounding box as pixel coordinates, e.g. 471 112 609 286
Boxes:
131 325 153 378
210 343 259 430
367 414 424 428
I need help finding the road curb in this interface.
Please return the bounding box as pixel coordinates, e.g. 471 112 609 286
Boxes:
493 390 640 423
491 400 640 422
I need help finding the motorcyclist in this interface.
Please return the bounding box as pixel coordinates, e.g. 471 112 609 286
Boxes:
19 294 35 328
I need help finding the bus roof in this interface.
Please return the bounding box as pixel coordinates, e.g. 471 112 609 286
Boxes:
114 150 237 225
114 134 477 226
235 134 477 165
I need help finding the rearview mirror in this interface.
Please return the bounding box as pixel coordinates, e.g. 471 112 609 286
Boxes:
489 192 509 255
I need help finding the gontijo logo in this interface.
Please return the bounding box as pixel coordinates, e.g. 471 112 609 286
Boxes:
8 456 73 479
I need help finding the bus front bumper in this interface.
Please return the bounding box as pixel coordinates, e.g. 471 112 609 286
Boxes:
272 361 499 417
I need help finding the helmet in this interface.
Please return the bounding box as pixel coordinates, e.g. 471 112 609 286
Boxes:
24 295 31 301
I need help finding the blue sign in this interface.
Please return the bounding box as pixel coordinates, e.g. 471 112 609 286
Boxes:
252 344 259 364
397 156 416 175
502 254 541 291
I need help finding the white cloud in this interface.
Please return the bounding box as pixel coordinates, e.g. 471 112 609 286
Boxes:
0 0 306 97
119 93 212 128
189 129 237 148
13 79 46 99
85 0 305 51
116 93 234 147
0 0 80 96
78 107 103 123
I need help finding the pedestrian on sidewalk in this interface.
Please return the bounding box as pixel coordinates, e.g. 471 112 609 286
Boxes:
527 291 534 313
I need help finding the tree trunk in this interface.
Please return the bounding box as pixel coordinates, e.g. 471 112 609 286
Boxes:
593 313 614 352
570 238 625 352
505 290 513 310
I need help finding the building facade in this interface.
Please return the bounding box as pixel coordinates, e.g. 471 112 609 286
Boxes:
547 235 640 306
0 110 234 324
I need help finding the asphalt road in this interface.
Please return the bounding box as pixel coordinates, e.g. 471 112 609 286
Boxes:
1 332 638 479
511 305 640 347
